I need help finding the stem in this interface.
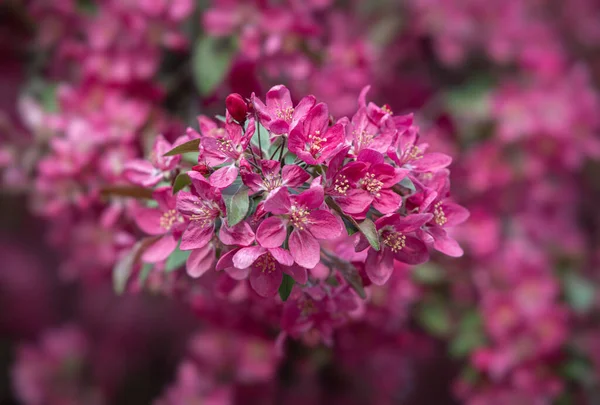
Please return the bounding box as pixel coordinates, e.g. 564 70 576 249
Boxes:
256 113 264 159
278 136 286 163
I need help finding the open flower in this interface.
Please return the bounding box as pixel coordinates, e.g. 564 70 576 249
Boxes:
251 85 316 136
241 159 310 198
354 149 406 214
260 183 343 268
412 171 470 257
132 187 185 263
123 135 181 187
288 103 346 165
357 213 432 285
176 172 224 250
198 116 256 188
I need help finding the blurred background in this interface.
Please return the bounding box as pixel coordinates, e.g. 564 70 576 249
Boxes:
1 0 600 404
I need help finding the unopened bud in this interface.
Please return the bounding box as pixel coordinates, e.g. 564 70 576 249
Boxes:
225 93 248 123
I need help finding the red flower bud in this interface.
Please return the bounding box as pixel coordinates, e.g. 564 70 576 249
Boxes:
192 164 209 175
225 93 248 123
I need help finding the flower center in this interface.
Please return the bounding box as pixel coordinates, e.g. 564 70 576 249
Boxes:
405 145 422 161
381 104 393 115
433 202 447 226
353 129 374 148
190 202 217 227
361 173 383 196
263 173 282 192
217 138 235 153
275 107 294 122
308 130 327 155
383 231 406 253
333 174 349 195
160 209 181 230
290 204 310 230
255 252 276 274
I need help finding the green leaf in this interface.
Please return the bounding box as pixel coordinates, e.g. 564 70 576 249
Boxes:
172 173 191 193
342 217 358 236
250 122 270 157
564 273 595 314
398 177 416 193
225 186 249 227
357 218 380 251
279 274 295 301
449 311 485 358
165 243 191 273
138 263 154 286
413 264 445 284
417 299 451 337
163 139 200 157
192 36 235 96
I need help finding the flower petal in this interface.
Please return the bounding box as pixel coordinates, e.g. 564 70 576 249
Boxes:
249 265 282 297
282 165 310 188
442 202 470 227
132 206 164 235
180 223 213 250
411 152 452 172
372 189 402 214
257 216 287 248
306 210 343 240
289 229 320 269
394 235 430 264
365 248 394 285
294 185 324 209
233 246 266 269
209 165 239 189
429 227 464 257
264 188 291 215
141 234 178 263
219 221 255 246
153 187 176 211
283 264 308 284
269 247 294 266
335 189 372 214
186 243 215 278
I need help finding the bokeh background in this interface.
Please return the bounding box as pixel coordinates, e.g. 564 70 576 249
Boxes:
2 0 600 404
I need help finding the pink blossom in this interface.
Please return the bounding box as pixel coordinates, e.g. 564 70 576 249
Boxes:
252 85 316 136
357 213 431 285
124 135 180 187
176 172 224 250
288 102 346 165
132 187 185 263
261 184 343 268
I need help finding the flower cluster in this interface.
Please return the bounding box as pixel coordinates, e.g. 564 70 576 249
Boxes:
121 84 467 340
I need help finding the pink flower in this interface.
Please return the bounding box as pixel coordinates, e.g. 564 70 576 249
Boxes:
323 147 372 215
260 184 343 268
288 103 346 165
412 171 470 257
241 159 310 198
199 116 255 189
388 124 453 174
219 236 308 298
132 186 185 263
176 172 224 250
123 135 180 187
356 213 431 285
251 85 316 136
354 149 406 214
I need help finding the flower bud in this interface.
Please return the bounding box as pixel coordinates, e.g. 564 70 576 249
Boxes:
225 93 248 123
192 164 209 175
